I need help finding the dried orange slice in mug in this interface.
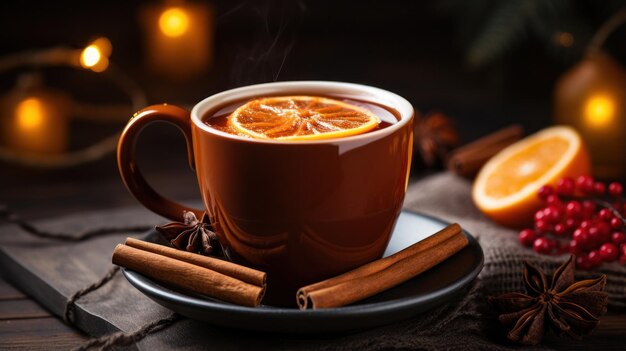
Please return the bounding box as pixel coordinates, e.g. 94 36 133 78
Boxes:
228 96 380 141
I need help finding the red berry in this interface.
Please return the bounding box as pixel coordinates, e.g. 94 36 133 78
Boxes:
565 201 582 218
576 175 595 193
519 229 536 247
599 243 619 262
556 177 575 196
594 182 606 195
573 227 588 239
620 254 626 265
597 221 611 237
612 231 626 245
576 256 593 270
546 195 561 206
573 228 590 246
608 182 623 197
610 217 623 229
554 223 567 236
565 218 579 230
599 208 613 221
537 185 554 200
535 219 551 233
543 206 563 224
587 250 603 267
588 223 610 247
587 226 603 245
514 178 625 261
533 237 552 254
582 201 596 218
534 209 545 222
568 240 584 255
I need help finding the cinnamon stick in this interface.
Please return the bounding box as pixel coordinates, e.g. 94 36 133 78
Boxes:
112 242 265 307
125 237 265 286
447 125 524 177
296 223 469 309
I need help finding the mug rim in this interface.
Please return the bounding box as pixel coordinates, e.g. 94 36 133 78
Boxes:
190 81 414 144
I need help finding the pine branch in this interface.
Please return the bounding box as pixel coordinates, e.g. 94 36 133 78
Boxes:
442 0 626 67
466 0 539 68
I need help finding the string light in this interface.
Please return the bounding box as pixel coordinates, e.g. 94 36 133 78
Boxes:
79 37 112 72
0 38 146 167
80 46 101 67
159 7 190 37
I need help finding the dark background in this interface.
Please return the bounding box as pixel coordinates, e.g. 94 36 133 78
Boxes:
0 0 625 217
2 2 626 348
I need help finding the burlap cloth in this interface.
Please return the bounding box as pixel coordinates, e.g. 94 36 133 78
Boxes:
284 172 626 350
405 173 626 306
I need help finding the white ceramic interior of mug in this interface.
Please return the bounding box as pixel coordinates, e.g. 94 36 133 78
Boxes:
190 81 414 144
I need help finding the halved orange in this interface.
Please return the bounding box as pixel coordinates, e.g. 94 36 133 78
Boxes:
228 96 380 141
472 126 590 228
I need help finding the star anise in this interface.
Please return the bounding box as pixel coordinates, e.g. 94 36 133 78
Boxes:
156 211 222 256
488 256 608 345
414 111 460 168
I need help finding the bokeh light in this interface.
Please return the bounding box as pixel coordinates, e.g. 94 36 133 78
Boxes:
80 37 111 72
584 95 615 128
159 7 189 37
81 46 101 68
15 98 44 131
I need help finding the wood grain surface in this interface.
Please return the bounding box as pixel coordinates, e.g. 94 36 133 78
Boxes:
1 272 625 350
0 277 88 350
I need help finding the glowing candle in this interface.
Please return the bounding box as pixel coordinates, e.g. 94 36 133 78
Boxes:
16 98 44 131
554 52 626 178
1 91 69 155
584 95 615 128
159 7 190 37
140 1 214 80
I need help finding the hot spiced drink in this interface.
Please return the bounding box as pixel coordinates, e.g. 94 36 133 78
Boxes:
118 81 414 305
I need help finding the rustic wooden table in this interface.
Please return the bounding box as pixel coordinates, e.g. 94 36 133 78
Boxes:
0 125 196 350
1 274 625 350
0 276 87 350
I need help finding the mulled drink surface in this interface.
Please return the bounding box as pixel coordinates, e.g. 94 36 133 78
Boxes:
202 95 399 140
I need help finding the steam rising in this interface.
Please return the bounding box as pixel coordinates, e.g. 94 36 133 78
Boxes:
220 1 305 85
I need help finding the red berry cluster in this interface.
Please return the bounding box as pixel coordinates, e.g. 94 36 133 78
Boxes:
518 175 626 270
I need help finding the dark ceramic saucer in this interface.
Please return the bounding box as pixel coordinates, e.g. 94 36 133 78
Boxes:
122 210 483 333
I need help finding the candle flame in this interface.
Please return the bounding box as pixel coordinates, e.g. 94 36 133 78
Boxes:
16 98 44 131
584 95 615 128
159 7 189 37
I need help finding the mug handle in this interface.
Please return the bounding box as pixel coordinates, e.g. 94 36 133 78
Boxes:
117 104 204 222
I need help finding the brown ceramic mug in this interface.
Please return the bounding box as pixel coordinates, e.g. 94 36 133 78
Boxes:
117 81 414 305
